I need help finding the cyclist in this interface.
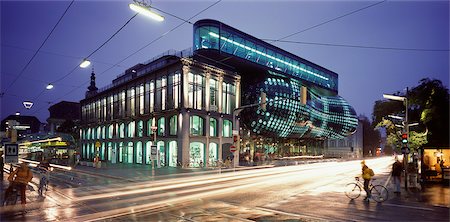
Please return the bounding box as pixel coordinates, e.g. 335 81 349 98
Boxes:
4 162 33 205
361 160 374 201
37 159 51 196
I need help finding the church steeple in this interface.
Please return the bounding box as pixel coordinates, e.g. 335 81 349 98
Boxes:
86 68 98 98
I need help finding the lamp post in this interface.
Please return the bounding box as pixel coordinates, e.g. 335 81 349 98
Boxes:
383 87 409 190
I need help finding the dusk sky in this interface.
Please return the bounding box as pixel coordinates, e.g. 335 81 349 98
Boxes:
1 0 448 123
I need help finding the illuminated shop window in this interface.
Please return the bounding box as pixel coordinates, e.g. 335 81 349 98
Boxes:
189 142 205 167
145 141 153 164
168 141 177 167
209 143 218 166
136 141 143 164
119 142 123 163
127 142 133 164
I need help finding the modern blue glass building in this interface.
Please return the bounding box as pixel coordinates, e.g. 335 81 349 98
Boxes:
193 19 358 141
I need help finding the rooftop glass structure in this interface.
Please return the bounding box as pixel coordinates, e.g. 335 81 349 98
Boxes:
194 19 338 92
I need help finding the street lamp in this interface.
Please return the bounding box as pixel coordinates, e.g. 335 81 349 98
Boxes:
383 88 410 190
79 58 91 68
46 83 54 90
129 1 164 22
23 101 33 109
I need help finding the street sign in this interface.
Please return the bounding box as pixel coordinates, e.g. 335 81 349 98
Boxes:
230 145 237 152
4 143 18 163
151 126 158 132
150 145 157 160
95 141 101 148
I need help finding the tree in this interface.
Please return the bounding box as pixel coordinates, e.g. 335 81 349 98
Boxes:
409 78 449 147
57 120 79 140
373 78 449 150
360 115 380 157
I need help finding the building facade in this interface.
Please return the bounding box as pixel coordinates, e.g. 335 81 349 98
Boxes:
80 54 240 167
80 19 359 167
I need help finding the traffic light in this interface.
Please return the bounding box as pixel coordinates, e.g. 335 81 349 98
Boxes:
401 133 408 144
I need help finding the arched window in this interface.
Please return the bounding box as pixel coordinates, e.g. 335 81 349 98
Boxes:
169 115 177 135
136 141 143 164
108 124 114 139
128 121 135 138
209 118 217 137
168 141 177 167
97 127 101 139
119 142 124 163
189 142 205 167
222 120 232 137
190 115 204 136
119 123 125 138
157 117 165 136
137 120 144 137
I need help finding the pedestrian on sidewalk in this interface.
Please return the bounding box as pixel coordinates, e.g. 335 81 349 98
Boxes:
392 157 403 194
361 160 375 201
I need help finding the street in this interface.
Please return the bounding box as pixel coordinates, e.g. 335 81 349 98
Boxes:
1 157 449 221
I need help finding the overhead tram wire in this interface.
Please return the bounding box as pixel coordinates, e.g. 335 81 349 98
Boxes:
2 0 75 95
270 0 386 43
261 40 450 52
32 12 138 103
30 0 222 116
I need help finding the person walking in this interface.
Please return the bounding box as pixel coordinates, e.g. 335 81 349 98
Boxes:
4 162 33 205
392 158 403 194
361 160 374 201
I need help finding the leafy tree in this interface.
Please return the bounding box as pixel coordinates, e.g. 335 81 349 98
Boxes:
409 78 449 147
57 120 79 140
373 78 449 150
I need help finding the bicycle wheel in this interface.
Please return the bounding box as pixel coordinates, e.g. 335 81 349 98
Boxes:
4 190 18 206
345 183 361 199
371 185 388 202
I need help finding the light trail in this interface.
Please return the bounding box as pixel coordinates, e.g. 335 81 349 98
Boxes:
19 158 72 170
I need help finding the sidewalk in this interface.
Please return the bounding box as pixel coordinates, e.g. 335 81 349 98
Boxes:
386 177 450 208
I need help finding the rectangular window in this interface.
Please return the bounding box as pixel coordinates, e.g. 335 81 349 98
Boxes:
222 82 236 114
109 95 114 120
162 77 167 110
210 78 217 111
149 81 155 113
139 84 144 115
188 72 205 110
174 72 180 109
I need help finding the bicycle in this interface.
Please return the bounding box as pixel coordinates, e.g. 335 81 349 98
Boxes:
3 184 20 206
345 177 388 202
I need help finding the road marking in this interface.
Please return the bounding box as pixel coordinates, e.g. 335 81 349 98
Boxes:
253 206 338 221
382 203 436 211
